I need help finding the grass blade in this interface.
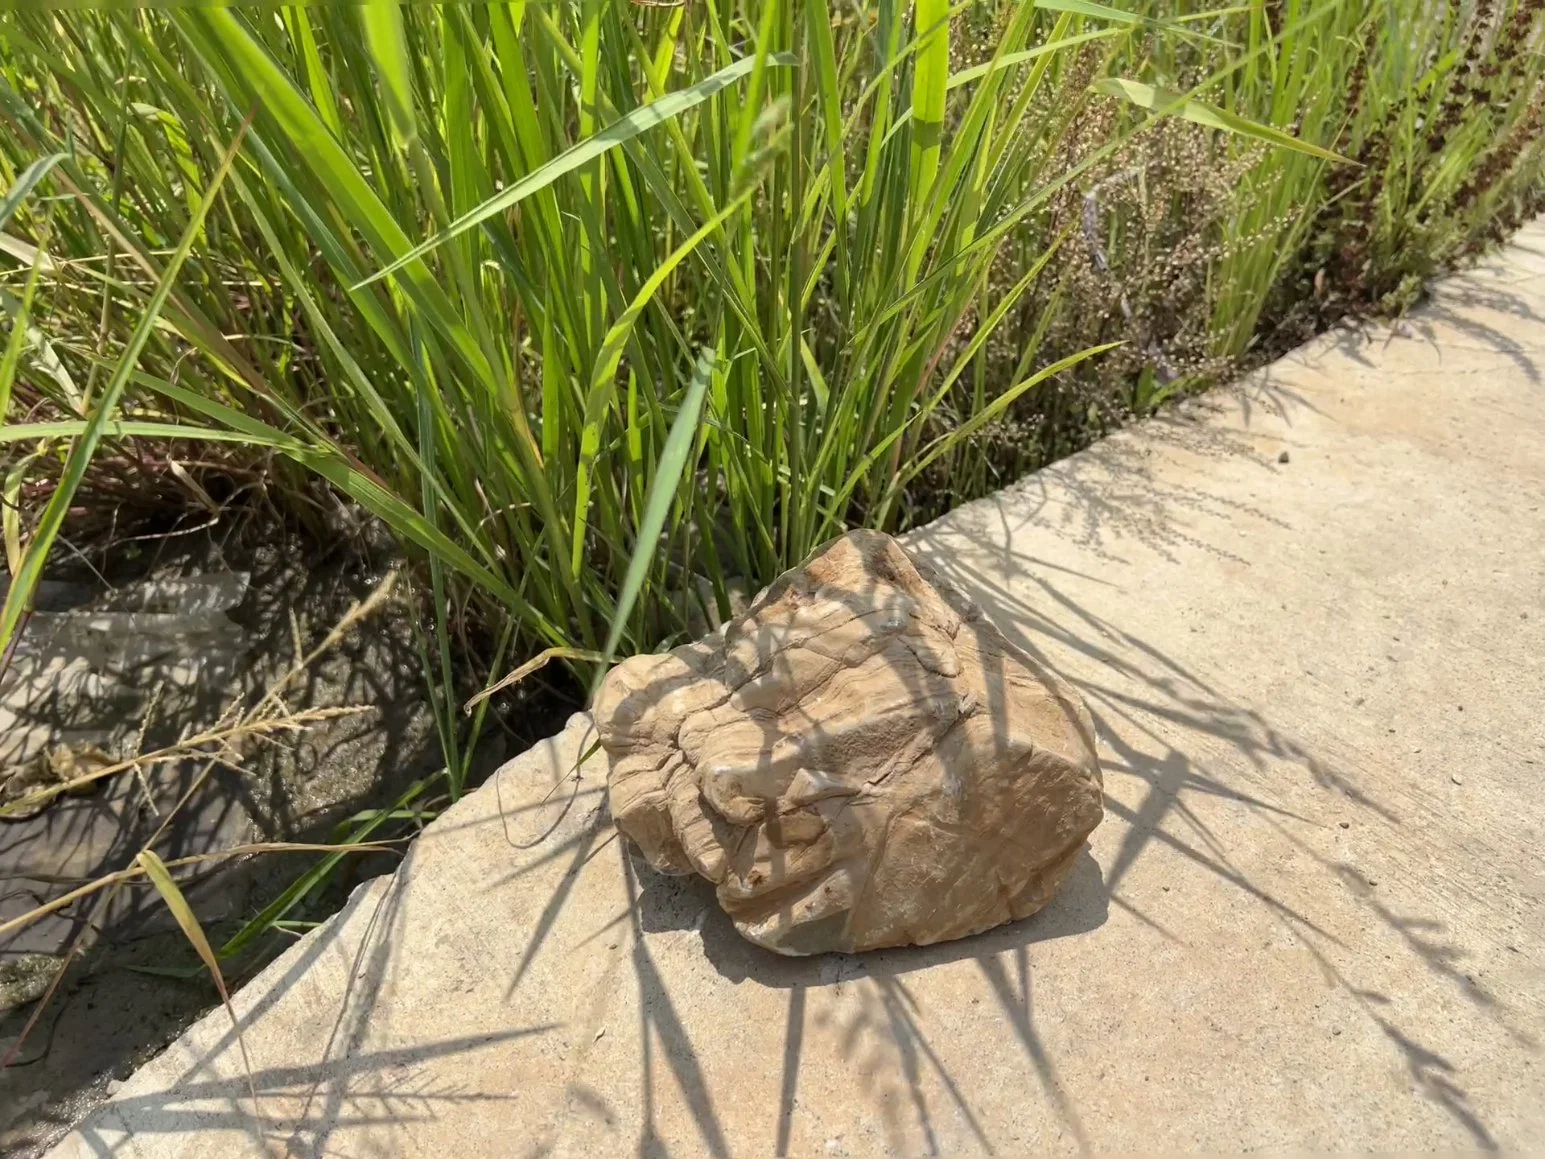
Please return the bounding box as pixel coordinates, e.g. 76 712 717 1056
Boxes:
217 781 427 960
0 238 46 424
600 347 716 667
0 153 64 233
909 0 950 220
1093 77 1353 163
0 420 272 445
898 342 1125 488
571 191 751 577
136 849 259 1112
360 1 417 148
355 53 796 288
0 117 251 658
2 452 38 577
1034 0 1236 45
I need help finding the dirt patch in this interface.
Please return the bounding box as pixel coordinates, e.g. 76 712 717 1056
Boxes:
0 526 572 1155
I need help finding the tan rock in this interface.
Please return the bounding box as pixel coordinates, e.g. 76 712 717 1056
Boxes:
596 529 1103 955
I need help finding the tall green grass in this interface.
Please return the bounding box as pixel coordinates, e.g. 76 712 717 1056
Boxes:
0 0 1541 683
0 2 1118 680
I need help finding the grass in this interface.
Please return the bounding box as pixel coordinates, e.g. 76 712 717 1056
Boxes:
1 2 1540 671
0 0 1541 1062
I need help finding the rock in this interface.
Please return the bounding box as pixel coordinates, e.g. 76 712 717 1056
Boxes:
1 744 112 822
0 953 63 1013
1278 449 1291 464
596 530 1103 956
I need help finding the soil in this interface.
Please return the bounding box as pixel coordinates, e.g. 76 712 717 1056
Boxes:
0 520 575 1156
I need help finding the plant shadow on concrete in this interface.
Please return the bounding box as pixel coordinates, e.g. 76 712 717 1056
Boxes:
51 866 553 1157
55 592 1518 1158
532 513 1522 1155
634 849 1109 1155
900 562 1514 1153
520 262 1539 1155
893 273 1545 1153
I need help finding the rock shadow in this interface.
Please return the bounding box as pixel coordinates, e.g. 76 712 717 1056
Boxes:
633 844 1108 989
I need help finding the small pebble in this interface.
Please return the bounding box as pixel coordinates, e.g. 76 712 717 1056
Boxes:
1451 774 1464 785
1332 1027 1343 1036
1339 821 1351 829
1278 449 1291 464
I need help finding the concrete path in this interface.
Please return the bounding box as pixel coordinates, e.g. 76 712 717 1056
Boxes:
51 226 1545 1156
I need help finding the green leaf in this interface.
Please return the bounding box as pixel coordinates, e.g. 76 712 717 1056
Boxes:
910 0 951 219
1035 0 1143 24
601 347 717 666
360 1 416 148
0 420 263 445
0 243 45 424
217 776 432 960
3 451 39 578
877 28 1125 150
900 343 1125 488
123 963 206 981
571 191 750 578
354 53 796 289
1034 0 1235 45
0 154 64 233
1093 77 1353 163
945 29 1124 90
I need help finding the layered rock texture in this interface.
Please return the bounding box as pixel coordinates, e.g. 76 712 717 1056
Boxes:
596 530 1103 955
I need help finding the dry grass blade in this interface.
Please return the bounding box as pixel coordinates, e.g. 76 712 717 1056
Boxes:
465 646 607 715
0 841 401 944
0 706 370 819
136 848 260 1115
253 567 400 718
